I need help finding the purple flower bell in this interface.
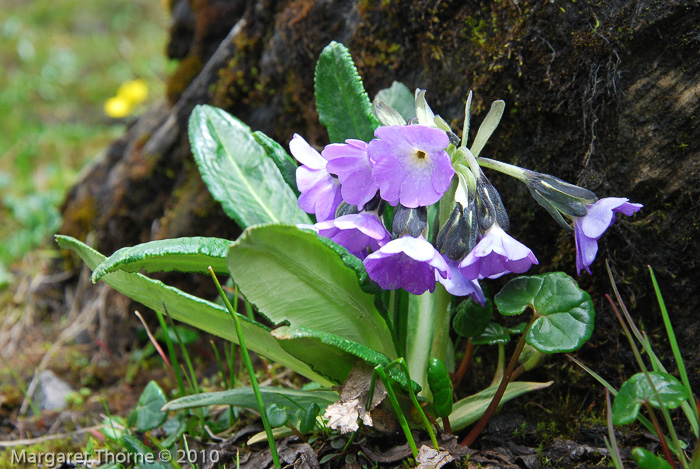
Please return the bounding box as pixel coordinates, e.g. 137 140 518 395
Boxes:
289 134 342 222
573 197 642 274
459 223 538 280
368 125 454 208
313 212 390 257
364 236 450 295
438 258 486 305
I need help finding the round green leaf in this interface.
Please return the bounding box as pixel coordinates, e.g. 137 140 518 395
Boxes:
452 298 493 338
496 272 594 353
612 372 691 425
631 447 673 469
134 381 168 432
494 276 544 316
472 323 510 345
266 403 288 427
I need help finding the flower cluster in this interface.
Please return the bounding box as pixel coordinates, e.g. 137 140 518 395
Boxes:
290 90 641 297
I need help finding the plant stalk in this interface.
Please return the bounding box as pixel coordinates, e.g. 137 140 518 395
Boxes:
453 339 475 388
460 317 534 446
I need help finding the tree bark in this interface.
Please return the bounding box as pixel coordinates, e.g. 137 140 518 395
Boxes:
60 0 700 387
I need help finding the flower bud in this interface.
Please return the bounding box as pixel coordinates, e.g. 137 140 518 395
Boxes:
392 205 427 238
476 174 509 231
435 203 478 260
525 171 598 231
336 202 360 218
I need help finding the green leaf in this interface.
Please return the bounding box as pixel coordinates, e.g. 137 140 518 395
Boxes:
122 434 169 469
631 448 674 469
228 225 395 358
253 131 299 196
272 326 418 392
299 402 320 434
188 104 310 228
90 237 231 283
612 372 691 425
453 298 493 338
134 381 168 432
314 41 379 143
56 235 333 387
495 272 594 353
374 81 415 122
162 386 337 412
449 381 553 431
266 403 288 427
472 323 510 345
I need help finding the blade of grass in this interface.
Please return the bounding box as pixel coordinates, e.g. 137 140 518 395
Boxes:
606 390 624 469
649 266 699 437
154 309 186 397
209 267 281 469
607 261 698 438
163 304 200 396
371 364 418 458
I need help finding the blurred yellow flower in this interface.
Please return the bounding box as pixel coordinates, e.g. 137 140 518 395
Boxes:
104 78 149 118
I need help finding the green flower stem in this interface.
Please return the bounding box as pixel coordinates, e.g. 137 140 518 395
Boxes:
371 364 418 458
475 157 529 181
209 268 281 469
428 284 453 367
460 316 535 447
489 343 506 388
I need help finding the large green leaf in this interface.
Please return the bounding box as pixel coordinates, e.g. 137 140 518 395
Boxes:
612 372 690 425
495 272 594 353
314 41 380 143
90 237 230 283
56 235 333 387
227 225 396 358
273 326 418 392
162 386 338 412
449 381 553 431
188 104 310 228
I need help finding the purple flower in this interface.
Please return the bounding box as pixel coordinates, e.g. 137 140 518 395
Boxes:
313 213 390 256
290 134 343 222
438 259 486 305
459 224 538 280
364 236 450 295
574 197 643 274
368 125 454 208
322 140 379 208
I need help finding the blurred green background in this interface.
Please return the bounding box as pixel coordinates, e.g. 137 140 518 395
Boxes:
0 0 171 284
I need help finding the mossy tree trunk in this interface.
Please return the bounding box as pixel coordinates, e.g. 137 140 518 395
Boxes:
60 0 700 388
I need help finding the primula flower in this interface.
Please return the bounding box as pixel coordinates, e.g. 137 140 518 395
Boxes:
438 259 486 305
364 236 450 295
368 125 454 208
573 197 643 274
322 140 379 207
459 223 538 280
289 134 342 222
311 213 390 256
